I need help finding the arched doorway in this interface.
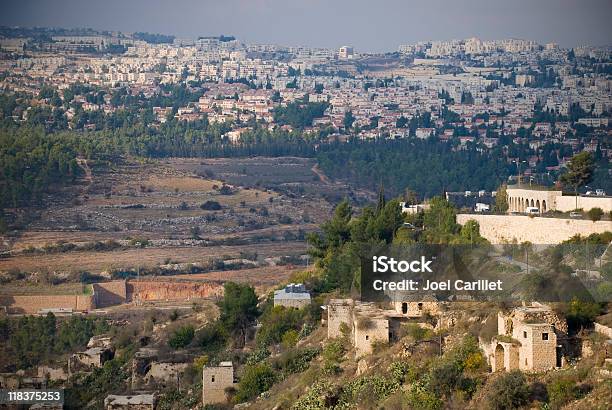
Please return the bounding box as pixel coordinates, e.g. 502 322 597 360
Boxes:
494 344 505 372
542 200 547 213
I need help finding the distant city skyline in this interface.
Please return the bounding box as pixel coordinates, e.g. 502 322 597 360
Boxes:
2 0 612 52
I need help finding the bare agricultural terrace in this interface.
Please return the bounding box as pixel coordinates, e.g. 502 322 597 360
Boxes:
0 156 368 291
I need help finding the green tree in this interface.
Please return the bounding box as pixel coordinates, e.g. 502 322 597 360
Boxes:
422 197 459 242
494 184 509 214
484 371 530 410
587 207 603 222
219 282 259 347
168 325 195 349
343 111 355 130
559 152 595 210
235 363 276 402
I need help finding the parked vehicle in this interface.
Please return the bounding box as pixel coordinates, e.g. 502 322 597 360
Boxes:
569 211 582 218
474 203 490 212
525 207 540 215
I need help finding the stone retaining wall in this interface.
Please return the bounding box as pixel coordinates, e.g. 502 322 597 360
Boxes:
457 214 611 244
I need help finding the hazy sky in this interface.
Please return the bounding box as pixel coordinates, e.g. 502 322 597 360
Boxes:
2 0 611 52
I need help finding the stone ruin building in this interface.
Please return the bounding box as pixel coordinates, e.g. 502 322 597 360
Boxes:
326 298 443 356
202 361 236 406
481 303 567 373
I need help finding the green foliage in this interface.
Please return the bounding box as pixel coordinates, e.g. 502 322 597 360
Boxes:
219 282 259 347
193 322 228 360
157 387 201 410
235 363 277 403
587 207 603 222
404 382 444 410
0 126 80 208
389 361 417 384
5 313 108 369
317 138 509 198
422 197 460 242
340 375 400 404
322 339 345 375
270 346 320 376
281 329 300 349
256 305 303 347
483 371 530 410
273 101 329 129
565 297 604 332
245 347 271 365
200 200 222 210
64 354 130 408
292 380 338 410
559 152 595 195
459 220 486 244
168 325 195 349
547 375 589 408
404 323 434 341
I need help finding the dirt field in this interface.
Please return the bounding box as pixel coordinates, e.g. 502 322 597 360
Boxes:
1 156 367 290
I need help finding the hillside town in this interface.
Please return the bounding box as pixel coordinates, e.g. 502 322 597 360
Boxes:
1 16 612 410
1 29 610 180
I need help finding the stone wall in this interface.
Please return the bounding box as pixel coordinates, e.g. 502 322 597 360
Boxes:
353 314 389 357
0 294 95 314
506 187 612 213
556 195 612 213
457 214 612 244
202 364 234 405
327 299 354 339
594 322 612 339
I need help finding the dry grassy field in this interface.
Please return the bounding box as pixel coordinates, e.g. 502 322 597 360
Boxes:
0 156 368 290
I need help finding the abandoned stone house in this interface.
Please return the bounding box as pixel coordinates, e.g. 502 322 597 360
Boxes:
131 347 161 389
326 298 442 357
481 304 567 373
273 283 311 309
143 362 188 388
37 365 68 381
202 361 236 406
104 393 156 410
68 346 114 374
0 371 46 390
87 334 113 349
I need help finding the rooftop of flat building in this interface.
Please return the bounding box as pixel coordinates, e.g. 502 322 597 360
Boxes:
104 394 155 405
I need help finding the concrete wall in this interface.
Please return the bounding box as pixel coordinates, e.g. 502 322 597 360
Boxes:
0 294 95 314
457 214 612 244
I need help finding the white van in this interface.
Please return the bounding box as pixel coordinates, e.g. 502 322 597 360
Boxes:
474 203 490 212
525 207 540 215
